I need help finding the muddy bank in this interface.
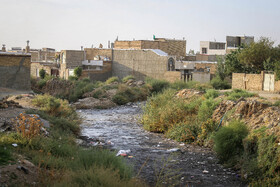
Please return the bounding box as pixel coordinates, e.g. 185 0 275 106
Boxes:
78 103 244 186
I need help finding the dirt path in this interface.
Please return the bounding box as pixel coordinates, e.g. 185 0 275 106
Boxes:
78 103 244 187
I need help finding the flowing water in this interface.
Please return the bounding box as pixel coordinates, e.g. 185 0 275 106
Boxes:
78 103 244 186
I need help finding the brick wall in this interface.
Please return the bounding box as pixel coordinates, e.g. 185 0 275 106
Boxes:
232 72 264 91
80 61 112 81
195 62 216 74
114 39 186 58
274 80 280 92
85 48 112 60
0 53 31 90
163 71 181 82
112 49 170 80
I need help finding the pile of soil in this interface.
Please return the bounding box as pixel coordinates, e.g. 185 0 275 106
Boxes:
212 98 280 133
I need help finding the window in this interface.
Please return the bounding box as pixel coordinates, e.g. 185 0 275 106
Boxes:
202 48 207 54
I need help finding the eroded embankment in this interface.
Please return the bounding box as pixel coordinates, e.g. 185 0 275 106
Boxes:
78 103 244 187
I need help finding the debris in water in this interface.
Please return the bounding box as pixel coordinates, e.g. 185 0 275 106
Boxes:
116 149 131 156
203 170 209 174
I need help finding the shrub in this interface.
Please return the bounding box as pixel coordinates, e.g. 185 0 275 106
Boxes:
32 94 76 118
273 100 280 107
213 120 248 164
74 66 82 78
0 145 14 165
68 76 78 81
39 69 46 79
112 94 129 105
197 119 218 146
106 76 119 84
14 113 43 139
197 98 221 122
204 89 219 99
142 89 202 132
145 77 170 94
169 81 189 90
225 89 256 101
166 121 199 143
210 77 231 90
122 75 135 83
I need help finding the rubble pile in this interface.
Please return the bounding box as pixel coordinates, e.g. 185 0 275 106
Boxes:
0 99 22 109
176 89 204 99
212 98 280 132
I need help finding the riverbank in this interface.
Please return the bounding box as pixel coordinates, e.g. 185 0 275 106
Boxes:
0 94 143 186
78 103 244 186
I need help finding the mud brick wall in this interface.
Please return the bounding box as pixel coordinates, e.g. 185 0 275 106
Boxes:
232 73 264 91
112 49 169 80
163 71 181 82
114 39 186 58
245 73 263 91
193 72 211 83
0 53 31 90
275 80 280 92
81 61 112 81
85 48 113 60
232 73 245 89
195 62 216 74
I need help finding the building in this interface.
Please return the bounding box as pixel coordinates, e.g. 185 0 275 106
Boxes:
30 47 60 78
112 49 179 81
226 35 254 53
114 38 186 59
59 50 85 79
200 41 226 55
0 48 31 90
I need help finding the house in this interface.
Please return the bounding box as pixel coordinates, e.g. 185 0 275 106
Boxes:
200 41 226 55
112 49 179 81
0 44 31 90
30 48 59 78
114 37 186 59
226 35 254 53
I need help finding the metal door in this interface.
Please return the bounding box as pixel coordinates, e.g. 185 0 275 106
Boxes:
264 74 274 91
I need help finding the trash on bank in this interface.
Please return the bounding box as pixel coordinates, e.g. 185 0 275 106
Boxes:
167 148 180 153
116 149 131 156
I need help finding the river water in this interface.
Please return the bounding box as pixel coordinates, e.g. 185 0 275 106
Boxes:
78 102 244 187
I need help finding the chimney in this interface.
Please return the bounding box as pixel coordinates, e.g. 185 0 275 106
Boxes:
2 44 6 52
81 46 84 50
25 40 30 53
108 40 110 48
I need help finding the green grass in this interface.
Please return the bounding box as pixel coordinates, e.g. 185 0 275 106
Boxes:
105 76 119 84
122 75 135 83
224 89 256 101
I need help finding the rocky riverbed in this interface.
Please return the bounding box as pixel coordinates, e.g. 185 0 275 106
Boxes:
78 102 245 187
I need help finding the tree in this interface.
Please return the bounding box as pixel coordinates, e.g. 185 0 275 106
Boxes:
238 38 274 73
39 69 46 79
224 38 280 77
74 66 82 78
216 56 226 81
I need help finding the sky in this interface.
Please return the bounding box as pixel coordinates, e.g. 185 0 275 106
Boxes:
0 0 279 52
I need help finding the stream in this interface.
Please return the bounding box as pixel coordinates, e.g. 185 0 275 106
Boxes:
78 102 244 187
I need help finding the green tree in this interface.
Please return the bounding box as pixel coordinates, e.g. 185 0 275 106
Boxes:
74 66 82 78
39 69 46 79
238 38 274 73
225 38 280 77
216 56 226 81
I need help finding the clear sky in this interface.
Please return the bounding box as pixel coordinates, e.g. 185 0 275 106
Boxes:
0 0 279 52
